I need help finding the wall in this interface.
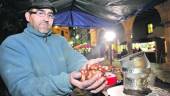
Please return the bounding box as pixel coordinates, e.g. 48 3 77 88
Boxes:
155 0 170 62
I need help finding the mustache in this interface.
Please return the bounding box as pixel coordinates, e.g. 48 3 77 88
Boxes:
40 21 49 24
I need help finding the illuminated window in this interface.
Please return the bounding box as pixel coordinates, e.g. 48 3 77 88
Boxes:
148 23 153 34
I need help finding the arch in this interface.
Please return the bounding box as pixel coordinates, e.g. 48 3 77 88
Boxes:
132 8 161 42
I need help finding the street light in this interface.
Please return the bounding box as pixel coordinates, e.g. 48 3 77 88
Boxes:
104 31 116 42
104 31 116 65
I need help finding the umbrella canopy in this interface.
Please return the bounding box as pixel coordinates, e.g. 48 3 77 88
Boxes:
0 0 165 28
52 0 164 28
54 8 115 28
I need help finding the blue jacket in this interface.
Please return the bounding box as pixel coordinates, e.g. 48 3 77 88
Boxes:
0 24 87 96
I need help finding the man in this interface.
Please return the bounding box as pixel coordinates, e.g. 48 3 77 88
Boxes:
0 1 107 96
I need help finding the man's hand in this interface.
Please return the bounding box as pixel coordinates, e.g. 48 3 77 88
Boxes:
81 58 105 70
69 71 107 93
69 58 106 93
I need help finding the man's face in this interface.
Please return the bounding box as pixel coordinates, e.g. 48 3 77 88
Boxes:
25 8 54 33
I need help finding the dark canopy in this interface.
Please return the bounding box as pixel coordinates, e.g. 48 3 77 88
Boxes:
0 0 166 43
52 0 165 27
53 0 157 21
0 0 165 28
0 0 166 31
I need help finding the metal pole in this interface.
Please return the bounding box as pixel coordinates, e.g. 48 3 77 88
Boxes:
109 42 112 65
